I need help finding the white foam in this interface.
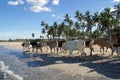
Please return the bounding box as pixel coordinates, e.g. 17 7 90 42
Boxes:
0 61 23 80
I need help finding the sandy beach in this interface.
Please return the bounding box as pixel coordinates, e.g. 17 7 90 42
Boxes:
0 42 120 80
0 42 23 50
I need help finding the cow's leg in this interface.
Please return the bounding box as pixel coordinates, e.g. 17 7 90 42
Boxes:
56 47 59 54
36 48 38 52
100 47 104 54
90 47 94 56
50 47 53 54
102 47 105 55
110 47 114 55
100 47 102 53
111 47 116 56
80 47 86 57
69 49 73 57
106 47 108 52
40 47 42 52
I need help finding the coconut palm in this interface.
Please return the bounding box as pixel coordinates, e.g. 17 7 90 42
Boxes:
41 21 45 26
74 21 80 37
112 3 120 31
99 8 114 33
48 26 56 39
32 33 35 39
41 21 49 39
64 13 73 39
75 11 86 38
42 28 45 39
84 11 94 38
57 22 65 39
114 3 120 21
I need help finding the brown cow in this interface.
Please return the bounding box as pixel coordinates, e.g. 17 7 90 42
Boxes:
84 39 94 56
47 40 58 54
93 38 113 55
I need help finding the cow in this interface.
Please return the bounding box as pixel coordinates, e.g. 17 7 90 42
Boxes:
112 43 120 57
21 42 30 52
111 38 120 56
61 39 86 57
35 41 48 52
30 41 37 52
93 38 113 55
57 39 67 53
47 40 58 54
84 39 94 56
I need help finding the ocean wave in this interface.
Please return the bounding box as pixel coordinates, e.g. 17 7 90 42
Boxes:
0 61 23 80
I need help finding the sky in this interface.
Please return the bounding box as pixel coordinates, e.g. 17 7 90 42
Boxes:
0 0 120 40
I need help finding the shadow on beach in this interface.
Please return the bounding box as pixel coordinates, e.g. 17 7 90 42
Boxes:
4 48 120 80
79 55 120 79
26 53 120 79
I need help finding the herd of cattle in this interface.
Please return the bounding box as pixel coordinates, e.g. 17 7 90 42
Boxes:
21 38 120 57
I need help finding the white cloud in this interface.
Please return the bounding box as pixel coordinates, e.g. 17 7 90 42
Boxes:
112 0 120 2
27 0 51 12
51 14 56 17
52 0 59 5
8 0 24 6
0 31 43 40
30 5 51 12
110 6 116 12
7 0 59 12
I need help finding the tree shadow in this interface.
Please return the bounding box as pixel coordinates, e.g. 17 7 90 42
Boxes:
4 47 120 79
79 55 120 79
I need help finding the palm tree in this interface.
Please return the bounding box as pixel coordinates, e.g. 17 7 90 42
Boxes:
48 26 56 39
42 28 45 39
40 21 49 39
75 11 85 38
84 11 93 38
57 22 65 39
112 3 120 31
32 33 35 39
98 8 117 40
93 12 100 26
75 10 83 23
52 22 58 39
41 21 45 26
114 3 120 22
64 13 73 39
75 21 80 37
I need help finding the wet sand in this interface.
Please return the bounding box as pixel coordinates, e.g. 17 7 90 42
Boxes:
0 42 120 80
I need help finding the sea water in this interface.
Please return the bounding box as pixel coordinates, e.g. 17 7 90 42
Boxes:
0 46 82 80
0 46 111 80
0 61 23 80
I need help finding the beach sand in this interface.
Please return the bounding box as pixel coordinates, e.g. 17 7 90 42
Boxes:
0 42 119 80
0 42 23 50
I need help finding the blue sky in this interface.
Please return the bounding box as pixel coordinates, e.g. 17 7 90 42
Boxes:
0 0 120 40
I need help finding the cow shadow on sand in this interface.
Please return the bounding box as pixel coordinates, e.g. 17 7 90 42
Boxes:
5 48 120 80
25 52 120 79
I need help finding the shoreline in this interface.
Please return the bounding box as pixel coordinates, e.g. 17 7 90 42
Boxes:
0 42 119 79
0 42 23 50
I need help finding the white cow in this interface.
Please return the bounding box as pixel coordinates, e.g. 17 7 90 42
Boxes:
62 39 86 57
113 45 120 57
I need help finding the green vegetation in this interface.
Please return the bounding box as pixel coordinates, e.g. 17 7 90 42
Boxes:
41 3 120 40
1 4 120 42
